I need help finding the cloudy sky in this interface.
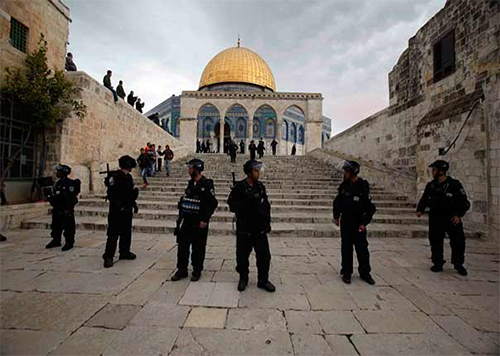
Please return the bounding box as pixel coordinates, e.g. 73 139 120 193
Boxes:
66 0 445 135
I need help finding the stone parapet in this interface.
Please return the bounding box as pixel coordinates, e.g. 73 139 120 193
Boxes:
43 71 190 196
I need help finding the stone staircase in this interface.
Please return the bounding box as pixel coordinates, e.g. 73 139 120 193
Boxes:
21 154 482 239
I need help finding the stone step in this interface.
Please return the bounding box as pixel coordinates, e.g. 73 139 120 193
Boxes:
121 191 408 201
22 216 483 239
73 206 427 225
78 199 416 215
90 194 414 207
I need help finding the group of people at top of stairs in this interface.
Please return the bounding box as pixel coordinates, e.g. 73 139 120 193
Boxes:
196 137 297 161
137 143 175 187
65 53 145 112
43 146 471 288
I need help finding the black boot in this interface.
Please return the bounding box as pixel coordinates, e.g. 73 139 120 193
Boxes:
103 258 114 268
191 271 201 282
257 280 276 293
455 265 468 276
238 277 248 292
430 264 444 272
61 242 74 251
342 275 351 284
171 270 188 281
46 239 62 249
119 252 137 260
360 274 376 285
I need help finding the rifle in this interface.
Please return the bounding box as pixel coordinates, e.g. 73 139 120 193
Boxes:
99 163 118 202
174 197 183 237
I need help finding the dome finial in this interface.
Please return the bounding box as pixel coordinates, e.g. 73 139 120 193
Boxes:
237 35 241 48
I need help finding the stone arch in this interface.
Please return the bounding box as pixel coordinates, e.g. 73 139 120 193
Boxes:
197 103 220 139
225 104 248 139
254 104 277 139
283 105 306 123
279 103 307 120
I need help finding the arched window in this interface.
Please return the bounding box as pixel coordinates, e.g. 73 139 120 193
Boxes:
298 125 305 144
265 118 276 139
197 104 220 139
254 105 277 139
253 118 260 138
236 117 246 138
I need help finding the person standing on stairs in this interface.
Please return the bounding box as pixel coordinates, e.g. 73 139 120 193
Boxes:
248 140 257 161
164 145 174 177
228 160 276 293
416 160 470 276
271 139 278 156
333 160 376 285
257 138 265 159
171 159 218 282
229 140 238 163
102 155 139 268
45 164 81 251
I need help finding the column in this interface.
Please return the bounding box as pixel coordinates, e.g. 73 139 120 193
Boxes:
179 117 197 152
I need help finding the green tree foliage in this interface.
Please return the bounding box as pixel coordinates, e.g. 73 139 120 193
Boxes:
3 34 86 127
1 34 87 200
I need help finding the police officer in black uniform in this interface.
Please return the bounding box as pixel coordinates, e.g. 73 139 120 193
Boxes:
228 160 275 292
333 160 376 285
172 159 218 282
416 160 470 276
103 155 139 268
46 164 81 251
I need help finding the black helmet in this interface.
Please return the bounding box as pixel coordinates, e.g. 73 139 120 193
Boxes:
243 160 264 174
55 164 71 176
186 158 204 172
342 160 360 175
428 160 449 171
119 155 137 170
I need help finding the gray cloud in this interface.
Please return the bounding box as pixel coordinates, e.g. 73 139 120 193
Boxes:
66 0 445 134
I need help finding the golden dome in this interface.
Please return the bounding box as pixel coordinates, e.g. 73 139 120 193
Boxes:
199 46 276 91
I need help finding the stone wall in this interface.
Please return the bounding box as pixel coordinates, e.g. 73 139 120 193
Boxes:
323 0 500 237
0 0 70 82
43 71 190 195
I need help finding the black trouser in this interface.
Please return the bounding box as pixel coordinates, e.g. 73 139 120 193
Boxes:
51 209 75 244
250 151 256 160
236 231 271 282
258 152 264 159
429 214 466 267
272 148 276 155
176 221 209 274
103 207 133 259
340 219 371 276
157 158 162 172
230 153 236 163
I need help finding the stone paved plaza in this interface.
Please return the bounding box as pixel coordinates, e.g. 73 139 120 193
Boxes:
1 229 499 355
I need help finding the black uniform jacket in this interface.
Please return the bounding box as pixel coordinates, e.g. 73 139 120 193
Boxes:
49 177 81 211
181 176 218 223
333 178 376 226
416 176 470 218
227 179 271 234
106 170 138 211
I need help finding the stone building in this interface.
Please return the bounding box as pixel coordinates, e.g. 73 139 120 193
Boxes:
146 42 331 155
321 0 500 237
0 0 188 204
0 0 71 203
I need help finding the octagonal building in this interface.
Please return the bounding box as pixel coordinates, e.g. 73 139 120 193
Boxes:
146 41 330 155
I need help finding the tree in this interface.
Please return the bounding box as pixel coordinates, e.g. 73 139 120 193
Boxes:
1 34 86 202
